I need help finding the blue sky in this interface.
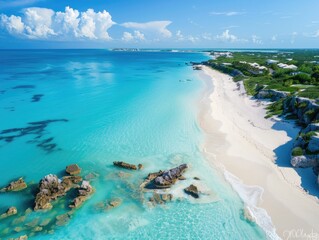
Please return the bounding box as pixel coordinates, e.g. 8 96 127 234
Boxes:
0 0 319 48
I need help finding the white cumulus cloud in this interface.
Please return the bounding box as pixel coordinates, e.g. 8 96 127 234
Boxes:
121 21 172 38
215 29 238 42
122 30 145 42
0 14 25 34
0 6 115 40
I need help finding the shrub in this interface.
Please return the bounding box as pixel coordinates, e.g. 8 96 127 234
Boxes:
292 147 303 156
305 109 316 120
297 102 308 108
300 131 316 142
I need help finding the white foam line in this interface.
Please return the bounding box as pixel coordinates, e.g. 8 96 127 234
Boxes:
224 170 281 240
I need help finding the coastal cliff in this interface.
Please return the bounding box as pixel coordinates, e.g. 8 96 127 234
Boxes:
255 90 319 185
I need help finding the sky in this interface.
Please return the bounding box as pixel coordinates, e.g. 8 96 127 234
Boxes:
0 0 319 49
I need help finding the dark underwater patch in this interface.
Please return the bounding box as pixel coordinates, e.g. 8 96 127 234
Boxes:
0 119 68 153
31 94 44 102
12 85 35 89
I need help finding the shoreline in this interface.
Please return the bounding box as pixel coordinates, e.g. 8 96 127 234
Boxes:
198 66 319 238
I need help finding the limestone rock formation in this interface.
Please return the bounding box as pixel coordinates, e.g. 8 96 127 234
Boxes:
34 174 82 211
0 207 17 219
154 164 188 188
65 164 81 175
149 193 173 205
291 155 318 168
0 178 27 192
307 134 319 153
139 171 163 189
113 161 137 170
69 181 94 209
256 89 289 101
184 184 199 198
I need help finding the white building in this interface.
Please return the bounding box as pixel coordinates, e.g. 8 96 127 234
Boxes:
266 59 279 64
277 63 298 70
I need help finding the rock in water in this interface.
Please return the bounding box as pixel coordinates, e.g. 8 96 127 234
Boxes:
69 181 94 209
307 134 319 153
0 207 18 219
34 174 82 211
113 161 137 170
10 235 28 240
139 171 163 188
184 184 199 198
154 164 188 188
65 164 81 175
0 178 27 192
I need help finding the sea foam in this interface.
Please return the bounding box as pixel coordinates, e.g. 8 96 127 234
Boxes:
224 171 281 240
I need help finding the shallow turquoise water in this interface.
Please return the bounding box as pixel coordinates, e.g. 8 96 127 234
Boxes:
0 50 266 239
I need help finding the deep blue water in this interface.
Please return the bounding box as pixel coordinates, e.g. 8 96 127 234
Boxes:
0 50 266 239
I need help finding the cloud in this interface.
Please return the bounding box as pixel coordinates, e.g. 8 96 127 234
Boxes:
210 11 245 16
215 30 238 42
0 0 42 9
271 35 277 41
0 14 25 35
122 30 145 42
0 6 115 40
175 30 199 43
176 30 184 41
121 21 172 38
251 35 262 44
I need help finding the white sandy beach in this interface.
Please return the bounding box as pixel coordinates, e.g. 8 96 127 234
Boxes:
199 66 319 239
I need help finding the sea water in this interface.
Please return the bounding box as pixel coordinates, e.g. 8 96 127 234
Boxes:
0 50 266 239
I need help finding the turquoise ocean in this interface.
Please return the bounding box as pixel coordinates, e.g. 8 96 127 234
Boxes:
0 50 266 239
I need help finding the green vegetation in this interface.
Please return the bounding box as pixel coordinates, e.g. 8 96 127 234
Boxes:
298 87 319 99
207 50 319 99
300 131 317 142
265 99 284 118
292 147 303 156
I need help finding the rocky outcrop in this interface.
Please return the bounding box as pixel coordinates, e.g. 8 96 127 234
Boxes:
184 184 199 198
307 134 319 153
9 235 28 240
284 96 319 125
139 171 163 189
149 193 173 205
66 164 81 175
0 178 27 192
0 207 17 219
291 155 319 168
55 212 72 226
34 174 82 211
69 181 94 209
140 164 188 189
256 89 289 101
113 161 138 170
301 123 319 133
95 198 122 211
154 164 188 188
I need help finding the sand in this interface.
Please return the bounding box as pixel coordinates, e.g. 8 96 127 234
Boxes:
198 66 319 239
